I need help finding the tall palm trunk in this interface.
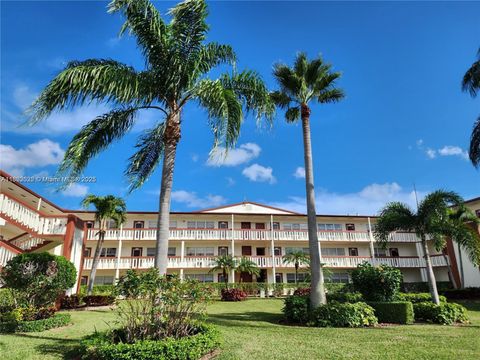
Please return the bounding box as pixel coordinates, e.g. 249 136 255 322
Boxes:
87 229 105 295
421 237 440 304
295 262 299 285
155 111 180 274
301 104 326 307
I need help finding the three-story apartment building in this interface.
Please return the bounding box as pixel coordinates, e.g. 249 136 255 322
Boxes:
1 170 478 292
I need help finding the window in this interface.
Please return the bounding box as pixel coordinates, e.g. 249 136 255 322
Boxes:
283 223 308 231
85 221 94 229
131 247 143 257
272 222 280 230
187 221 214 229
185 274 214 283
256 247 266 256
218 221 229 229
322 248 346 256
170 221 177 229
275 273 283 283
285 247 309 255
345 223 356 231
187 221 196 229
186 247 214 256
107 220 117 229
318 223 342 231
390 248 399 257
100 248 117 257
374 247 387 257
84 247 92 257
274 247 282 256
218 273 228 283
147 247 176 256
80 276 88 285
94 276 114 285
348 247 358 256
133 221 144 229
329 273 350 283
286 273 307 283
148 221 157 229
218 246 228 256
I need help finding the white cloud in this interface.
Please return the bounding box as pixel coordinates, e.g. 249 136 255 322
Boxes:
12 84 37 110
60 183 89 197
426 148 436 159
226 177 235 186
293 166 305 179
271 182 426 215
106 37 121 48
206 143 261 167
438 146 469 160
0 139 65 176
171 190 227 209
191 153 199 162
242 163 276 184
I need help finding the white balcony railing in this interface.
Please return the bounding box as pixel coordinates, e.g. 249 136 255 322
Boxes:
0 194 67 235
10 235 45 250
83 255 449 271
86 228 420 243
0 241 21 267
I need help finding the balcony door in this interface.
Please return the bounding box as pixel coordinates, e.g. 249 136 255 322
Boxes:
218 246 229 256
131 247 143 257
256 247 266 256
133 221 144 240
255 223 265 229
242 246 252 256
241 222 251 229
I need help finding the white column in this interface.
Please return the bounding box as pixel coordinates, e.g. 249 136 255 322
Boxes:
367 217 376 264
270 214 276 285
36 198 42 211
181 240 185 262
180 268 184 281
230 213 235 283
115 224 123 281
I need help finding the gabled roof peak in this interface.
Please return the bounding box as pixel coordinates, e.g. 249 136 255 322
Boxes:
198 201 301 215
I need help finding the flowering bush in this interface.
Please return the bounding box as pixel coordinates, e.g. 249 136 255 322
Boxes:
221 288 247 301
351 262 402 301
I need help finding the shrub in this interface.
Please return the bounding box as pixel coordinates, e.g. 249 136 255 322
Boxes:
414 302 469 325
0 289 15 313
61 294 83 309
442 287 480 300
80 285 115 296
368 302 414 324
309 302 377 328
84 295 115 307
283 295 309 323
221 288 247 302
0 252 76 308
397 292 446 304
293 287 310 296
0 313 71 333
80 323 220 360
401 281 452 293
351 262 402 301
328 292 363 303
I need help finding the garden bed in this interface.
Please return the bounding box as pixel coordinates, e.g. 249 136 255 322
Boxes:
0 313 71 333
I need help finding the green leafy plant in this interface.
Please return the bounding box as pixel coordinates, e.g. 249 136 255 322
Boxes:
209 255 235 289
0 313 71 333
282 251 309 285
351 262 402 302
368 302 414 324
283 295 310 324
0 252 76 308
235 257 260 283
413 302 469 325
397 292 446 304
309 302 377 328
84 295 116 307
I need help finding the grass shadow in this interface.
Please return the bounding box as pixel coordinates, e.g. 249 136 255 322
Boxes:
208 311 282 328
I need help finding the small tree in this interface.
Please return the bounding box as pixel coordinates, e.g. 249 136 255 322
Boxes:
282 251 310 285
81 194 126 295
351 262 402 302
209 255 235 289
235 257 260 283
0 252 76 308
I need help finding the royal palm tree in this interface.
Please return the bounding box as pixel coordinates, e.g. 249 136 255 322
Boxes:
271 53 344 306
81 194 126 295
462 48 480 167
282 250 310 285
210 255 236 289
235 257 260 283
27 0 274 275
374 190 480 304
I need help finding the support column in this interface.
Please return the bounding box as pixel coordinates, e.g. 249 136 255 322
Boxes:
115 224 123 281
181 240 185 263
367 217 376 264
36 198 42 211
270 214 276 285
230 213 235 283
180 268 184 281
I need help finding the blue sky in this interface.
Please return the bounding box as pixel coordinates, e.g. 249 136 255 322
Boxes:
1 1 479 214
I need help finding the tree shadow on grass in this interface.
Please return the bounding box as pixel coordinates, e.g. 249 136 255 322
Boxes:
12 333 82 359
208 311 282 328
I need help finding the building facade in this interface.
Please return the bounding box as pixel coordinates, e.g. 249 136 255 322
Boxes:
1 170 479 291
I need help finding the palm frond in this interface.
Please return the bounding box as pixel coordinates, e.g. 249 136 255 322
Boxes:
285 106 300 122
27 60 152 123
374 202 416 243
462 51 480 97
126 121 167 192
470 115 480 168
108 0 168 68
293 52 308 77
57 107 138 182
272 63 302 100
317 88 345 104
195 42 236 74
417 190 463 223
270 91 292 109
81 194 127 226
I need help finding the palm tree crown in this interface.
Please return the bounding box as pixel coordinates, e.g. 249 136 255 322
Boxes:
81 194 127 230
236 257 260 282
462 48 480 167
210 255 236 288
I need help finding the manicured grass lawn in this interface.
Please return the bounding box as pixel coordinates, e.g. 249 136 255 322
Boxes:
1 300 479 359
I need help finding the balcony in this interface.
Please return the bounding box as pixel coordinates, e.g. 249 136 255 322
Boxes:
86 228 419 243
0 193 67 235
83 254 448 271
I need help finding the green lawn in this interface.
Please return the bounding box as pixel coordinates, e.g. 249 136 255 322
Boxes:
1 300 479 360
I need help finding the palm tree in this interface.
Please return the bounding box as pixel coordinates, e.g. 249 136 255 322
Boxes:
81 194 126 295
374 190 480 304
26 0 274 276
282 250 310 285
271 53 344 307
235 257 260 283
210 255 236 289
462 48 480 167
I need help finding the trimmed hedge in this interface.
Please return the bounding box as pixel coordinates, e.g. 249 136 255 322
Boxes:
0 313 71 333
84 295 116 307
414 302 468 325
368 301 414 324
79 285 115 296
61 294 82 309
80 323 220 360
397 293 447 304
401 282 452 293
442 287 480 300
310 302 378 328
283 295 309 323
